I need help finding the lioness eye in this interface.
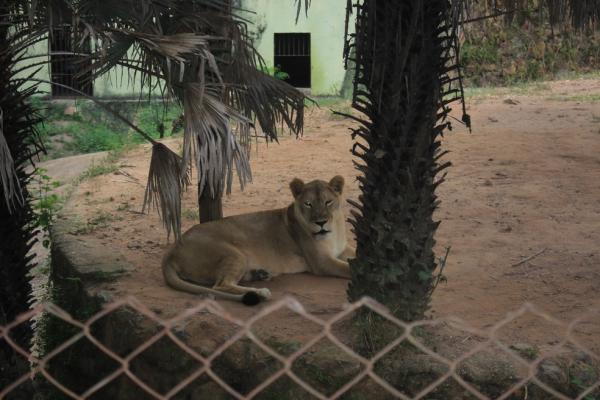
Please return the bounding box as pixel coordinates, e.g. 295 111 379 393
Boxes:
304 201 312 208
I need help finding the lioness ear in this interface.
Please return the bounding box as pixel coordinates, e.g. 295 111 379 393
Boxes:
290 178 305 198
329 175 344 195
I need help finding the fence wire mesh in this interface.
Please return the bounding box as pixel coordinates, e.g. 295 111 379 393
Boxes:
1 296 599 399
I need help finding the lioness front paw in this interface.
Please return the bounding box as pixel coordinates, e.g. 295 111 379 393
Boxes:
256 288 272 299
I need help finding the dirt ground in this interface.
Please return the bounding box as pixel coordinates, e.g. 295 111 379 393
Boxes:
64 79 600 354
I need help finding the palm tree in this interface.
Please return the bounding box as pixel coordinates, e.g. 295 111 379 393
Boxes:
0 0 305 392
3 0 306 239
342 0 599 321
71 0 307 232
0 4 45 392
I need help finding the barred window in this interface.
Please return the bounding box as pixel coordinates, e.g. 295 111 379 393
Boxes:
50 25 93 97
274 33 311 88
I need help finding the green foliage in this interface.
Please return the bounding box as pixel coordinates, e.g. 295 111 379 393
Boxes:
307 97 353 120
70 124 128 153
30 168 62 249
33 100 183 160
79 150 124 179
261 65 290 81
552 93 600 102
462 19 600 86
70 211 118 235
310 96 346 107
182 208 199 221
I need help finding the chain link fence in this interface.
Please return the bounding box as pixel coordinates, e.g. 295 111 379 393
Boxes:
1 296 599 399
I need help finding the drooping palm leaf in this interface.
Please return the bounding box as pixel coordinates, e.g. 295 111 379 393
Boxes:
143 143 190 241
181 83 252 198
0 107 23 212
294 0 311 23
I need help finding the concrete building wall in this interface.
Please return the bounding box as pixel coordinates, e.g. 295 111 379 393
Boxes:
14 38 152 98
242 0 351 96
13 39 52 94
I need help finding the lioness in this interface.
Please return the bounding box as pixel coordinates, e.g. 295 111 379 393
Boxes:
162 176 355 305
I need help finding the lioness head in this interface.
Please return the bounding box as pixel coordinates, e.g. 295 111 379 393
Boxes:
290 176 345 239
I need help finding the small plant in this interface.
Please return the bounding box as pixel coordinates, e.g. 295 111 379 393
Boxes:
88 211 117 226
33 100 184 160
116 202 131 211
83 162 119 178
80 150 124 179
182 208 199 221
30 168 61 248
70 211 117 235
261 65 290 81
569 363 600 400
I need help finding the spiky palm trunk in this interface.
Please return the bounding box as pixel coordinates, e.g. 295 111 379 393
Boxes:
0 14 43 393
345 0 466 321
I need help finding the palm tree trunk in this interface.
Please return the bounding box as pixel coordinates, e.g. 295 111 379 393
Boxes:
198 187 223 222
345 0 464 321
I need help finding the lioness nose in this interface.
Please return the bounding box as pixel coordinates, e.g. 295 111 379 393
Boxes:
315 220 327 227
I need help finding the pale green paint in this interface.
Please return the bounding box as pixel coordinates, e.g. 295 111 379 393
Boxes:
242 0 352 96
92 65 165 98
13 38 51 94
14 37 160 98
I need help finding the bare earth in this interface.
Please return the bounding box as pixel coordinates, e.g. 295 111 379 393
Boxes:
65 79 600 351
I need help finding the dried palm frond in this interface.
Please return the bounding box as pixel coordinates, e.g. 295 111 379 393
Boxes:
225 63 305 141
294 0 311 23
181 83 252 198
0 107 23 212
73 1 306 232
143 143 190 241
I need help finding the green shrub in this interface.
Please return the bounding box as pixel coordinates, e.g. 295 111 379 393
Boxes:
462 19 600 86
32 100 183 159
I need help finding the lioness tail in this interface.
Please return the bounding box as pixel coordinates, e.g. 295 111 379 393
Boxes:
162 261 261 306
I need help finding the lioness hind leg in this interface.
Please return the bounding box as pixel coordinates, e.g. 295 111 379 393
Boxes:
213 255 272 301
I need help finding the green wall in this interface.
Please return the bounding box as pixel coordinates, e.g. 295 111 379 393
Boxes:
13 38 51 94
14 37 156 98
242 0 352 96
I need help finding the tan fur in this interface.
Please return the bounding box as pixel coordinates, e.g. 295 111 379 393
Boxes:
162 176 355 303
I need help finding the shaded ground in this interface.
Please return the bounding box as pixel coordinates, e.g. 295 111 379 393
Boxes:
57 78 600 355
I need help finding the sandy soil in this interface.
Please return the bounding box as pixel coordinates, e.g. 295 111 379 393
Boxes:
65 79 600 353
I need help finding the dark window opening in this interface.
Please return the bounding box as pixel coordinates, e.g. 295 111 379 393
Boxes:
50 25 93 97
274 33 311 88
